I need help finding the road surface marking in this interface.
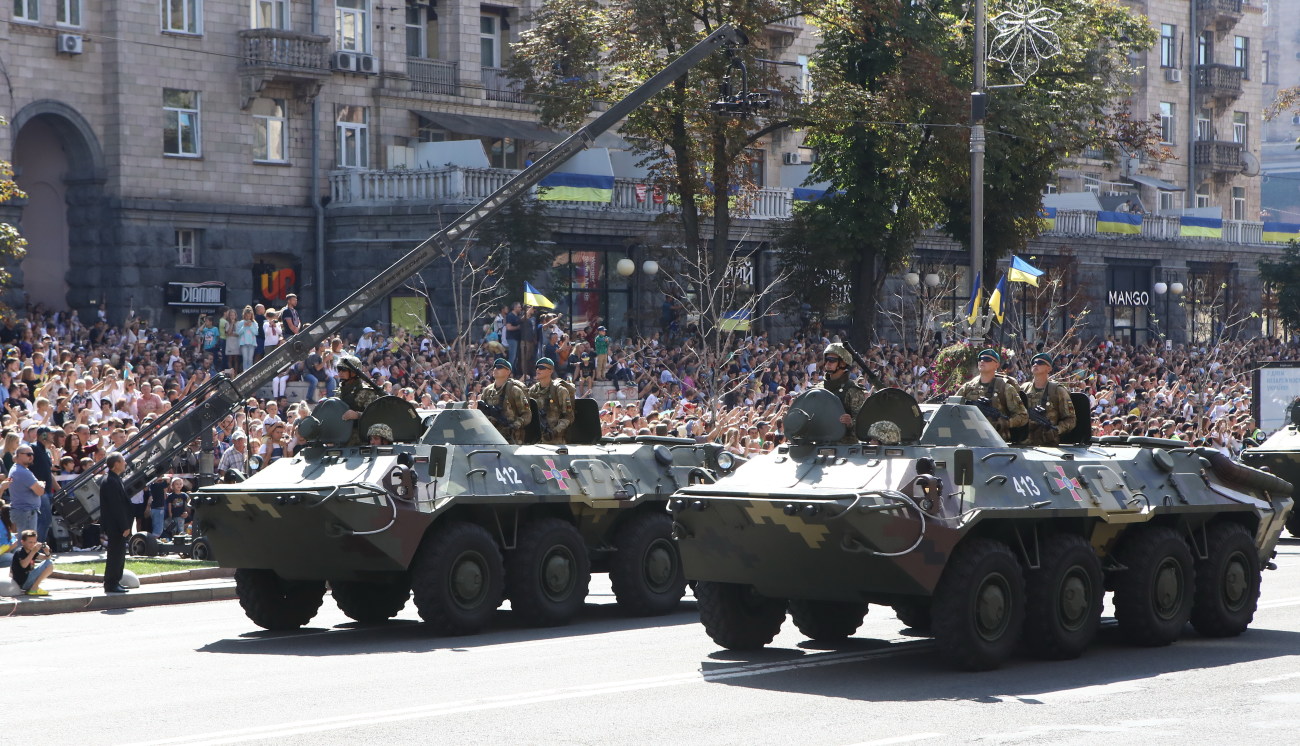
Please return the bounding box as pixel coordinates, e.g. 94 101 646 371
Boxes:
843 734 945 746
1248 666 1300 685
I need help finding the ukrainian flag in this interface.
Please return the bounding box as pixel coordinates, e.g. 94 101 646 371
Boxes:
537 172 615 203
1180 216 1223 239
1263 222 1300 243
793 187 835 202
1038 206 1057 231
988 274 1008 324
965 271 982 325
1008 255 1044 286
719 310 751 332
523 282 556 309
1097 211 1142 235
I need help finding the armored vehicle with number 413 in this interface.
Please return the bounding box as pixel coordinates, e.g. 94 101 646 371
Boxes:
670 387 1294 670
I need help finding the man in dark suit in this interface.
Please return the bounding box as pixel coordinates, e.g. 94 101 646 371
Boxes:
100 453 132 594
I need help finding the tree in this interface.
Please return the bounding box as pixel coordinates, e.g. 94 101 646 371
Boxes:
1259 244 1300 332
477 199 554 309
0 117 28 298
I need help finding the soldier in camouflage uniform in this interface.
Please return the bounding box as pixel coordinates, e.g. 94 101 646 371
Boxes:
337 353 380 422
480 358 532 444
528 357 574 445
1020 352 1076 447
957 348 1028 441
814 342 867 444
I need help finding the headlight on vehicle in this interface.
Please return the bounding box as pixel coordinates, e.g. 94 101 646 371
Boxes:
715 450 735 472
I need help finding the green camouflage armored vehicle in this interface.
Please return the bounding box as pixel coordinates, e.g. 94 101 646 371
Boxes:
193 396 736 633
671 387 1294 670
1240 401 1300 538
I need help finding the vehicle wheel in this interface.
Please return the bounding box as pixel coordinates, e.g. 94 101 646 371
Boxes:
234 569 326 631
789 599 868 641
504 517 591 627
892 599 932 632
1112 525 1195 646
695 580 787 650
411 521 505 636
1022 533 1103 659
609 512 686 616
129 533 160 557
190 537 214 561
931 537 1026 671
1286 509 1300 539
1190 522 1260 638
332 579 411 623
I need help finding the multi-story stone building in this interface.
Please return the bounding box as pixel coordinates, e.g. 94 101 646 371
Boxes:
1261 0 1300 221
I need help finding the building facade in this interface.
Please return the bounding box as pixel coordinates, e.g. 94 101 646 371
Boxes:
1261 0 1300 222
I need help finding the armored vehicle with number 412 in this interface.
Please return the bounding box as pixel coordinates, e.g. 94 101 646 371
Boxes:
671 387 1293 670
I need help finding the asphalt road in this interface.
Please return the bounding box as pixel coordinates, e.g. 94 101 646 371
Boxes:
17 538 1300 746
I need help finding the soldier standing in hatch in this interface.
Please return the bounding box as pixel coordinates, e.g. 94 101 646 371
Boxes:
480 359 532 444
1020 352 1076 447
957 348 1028 441
528 357 574 444
814 342 867 444
336 354 380 422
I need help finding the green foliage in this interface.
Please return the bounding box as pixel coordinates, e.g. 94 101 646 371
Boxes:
0 117 28 290
477 199 554 307
55 558 219 577
1259 241 1300 330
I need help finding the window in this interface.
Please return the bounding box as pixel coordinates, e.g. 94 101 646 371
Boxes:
57 0 82 26
1195 184 1211 208
163 0 202 34
480 13 500 67
416 116 447 142
1234 36 1248 76
1197 110 1212 141
1232 187 1245 221
251 0 287 28
743 148 766 188
1158 191 1180 213
13 0 37 22
253 98 288 163
336 0 368 52
1263 50 1273 84
163 89 201 157
1232 111 1247 144
337 105 368 168
1197 32 1211 66
485 137 519 169
177 230 198 267
1160 24 1177 68
1159 102 1176 144
406 2 438 58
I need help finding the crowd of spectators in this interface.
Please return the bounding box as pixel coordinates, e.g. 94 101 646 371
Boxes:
0 295 1294 554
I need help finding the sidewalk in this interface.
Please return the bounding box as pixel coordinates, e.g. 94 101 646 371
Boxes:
2 550 237 617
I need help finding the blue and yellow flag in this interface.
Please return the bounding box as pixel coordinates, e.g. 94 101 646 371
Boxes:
1180 216 1222 239
1263 222 1300 243
719 310 751 332
537 172 615 203
965 271 982 325
1008 256 1044 286
988 274 1008 324
523 282 555 309
1038 206 1057 231
1097 211 1142 235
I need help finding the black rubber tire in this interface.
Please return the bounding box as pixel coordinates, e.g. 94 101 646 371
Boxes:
332 579 412 623
931 537 1026 671
695 580 787 650
789 599 869 641
1190 522 1260 638
1112 525 1195 647
129 533 160 557
1286 509 1300 539
234 568 326 631
190 537 213 561
1022 533 1104 660
609 512 687 616
892 599 932 632
504 517 591 627
411 521 505 635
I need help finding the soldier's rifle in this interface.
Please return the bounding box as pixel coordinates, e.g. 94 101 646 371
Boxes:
971 397 1008 422
841 342 887 390
1027 405 1056 433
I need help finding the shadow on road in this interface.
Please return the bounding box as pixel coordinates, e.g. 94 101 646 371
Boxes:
197 600 701 657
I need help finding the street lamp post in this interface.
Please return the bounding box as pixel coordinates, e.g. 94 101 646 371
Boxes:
1153 272 1184 344
616 255 659 339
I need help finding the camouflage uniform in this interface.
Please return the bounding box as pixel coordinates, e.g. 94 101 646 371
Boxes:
957 375 1028 441
528 379 575 444
1020 380 1076 447
339 377 379 415
815 376 867 444
482 378 532 444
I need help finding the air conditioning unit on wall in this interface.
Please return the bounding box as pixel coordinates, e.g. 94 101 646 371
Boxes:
1165 68 1182 83
331 51 358 72
782 152 801 165
57 33 83 55
357 53 379 74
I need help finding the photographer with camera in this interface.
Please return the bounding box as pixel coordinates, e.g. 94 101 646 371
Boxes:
10 529 54 596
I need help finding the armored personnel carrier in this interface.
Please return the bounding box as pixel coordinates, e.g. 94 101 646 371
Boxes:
1240 401 1300 538
194 396 736 632
671 387 1294 670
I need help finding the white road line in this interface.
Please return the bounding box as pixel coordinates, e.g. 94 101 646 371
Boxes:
842 733 945 746
1257 596 1300 609
1248 667 1300 685
130 642 933 746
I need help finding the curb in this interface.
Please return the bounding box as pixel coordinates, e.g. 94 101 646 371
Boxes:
1 582 238 617
50 567 235 584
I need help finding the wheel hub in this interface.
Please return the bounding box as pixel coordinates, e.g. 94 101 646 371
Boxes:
1058 569 1091 630
1222 553 1248 610
643 539 676 592
976 573 1011 641
540 546 576 601
450 551 487 609
1153 558 1184 620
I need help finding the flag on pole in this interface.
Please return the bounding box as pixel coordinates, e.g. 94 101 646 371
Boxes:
988 274 1008 324
1008 256 1044 286
523 282 555 309
965 271 982 325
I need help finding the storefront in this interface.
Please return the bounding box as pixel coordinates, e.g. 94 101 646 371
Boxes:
165 281 226 328
1106 263 1156 345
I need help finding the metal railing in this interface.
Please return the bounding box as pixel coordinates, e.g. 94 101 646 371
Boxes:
483 66 527 103
408 57 459 95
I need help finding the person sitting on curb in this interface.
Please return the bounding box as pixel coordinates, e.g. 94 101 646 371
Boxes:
11 529 54 596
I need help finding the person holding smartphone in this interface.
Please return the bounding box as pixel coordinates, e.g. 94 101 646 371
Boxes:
10 529 54 596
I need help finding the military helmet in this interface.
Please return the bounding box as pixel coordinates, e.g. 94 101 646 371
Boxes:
366 423 394 442
336 353 362 373
867 420 902 445
823 343 851 364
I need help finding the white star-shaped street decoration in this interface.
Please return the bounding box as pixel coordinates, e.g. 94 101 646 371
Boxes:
988 0 1063 82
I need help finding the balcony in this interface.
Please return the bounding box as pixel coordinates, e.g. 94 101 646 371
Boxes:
1196 0 1242 29
1196 64 1244 102
483 67 527 104
237 28 331 108
408 58 459 96
1194 140 1244 175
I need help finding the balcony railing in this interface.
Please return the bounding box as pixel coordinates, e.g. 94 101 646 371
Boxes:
408 58 459 96
237 28 331 108
483 67 527 103
1194 140 1244 174
1196 0 1242 27
1223 219 1262 244
1196 63 1244 100
1041 207 1265 245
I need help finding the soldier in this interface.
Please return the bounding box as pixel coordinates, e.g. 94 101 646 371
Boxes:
367 423 394 446
480 358 532 444
814 342 867 444
957 348 1028 441
1020 353 1076 447
528 357 574 445
336 353 380 422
